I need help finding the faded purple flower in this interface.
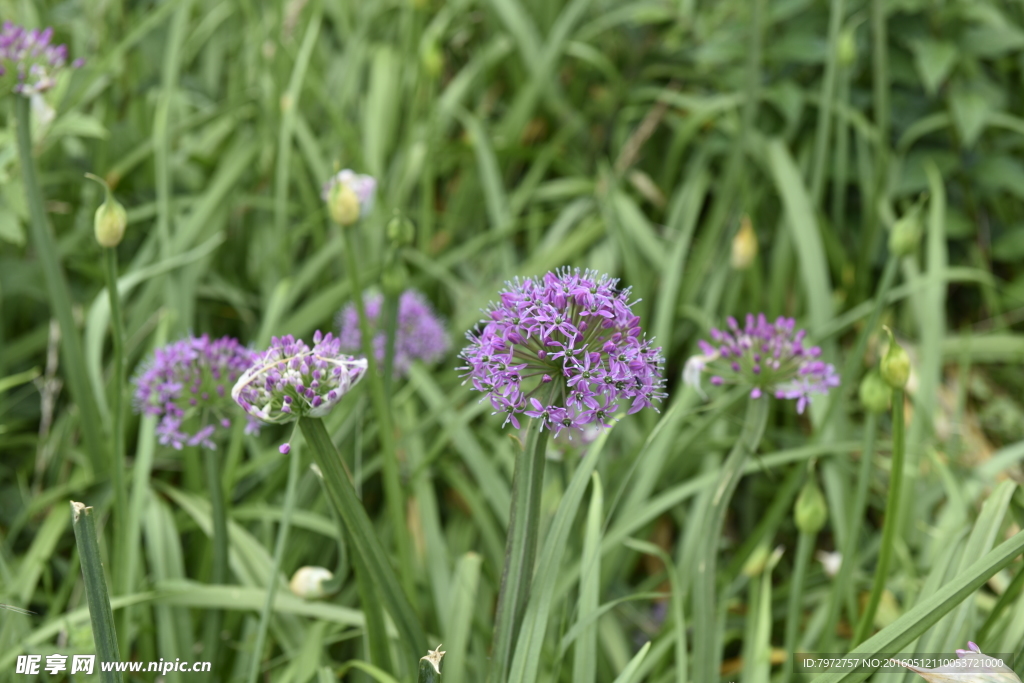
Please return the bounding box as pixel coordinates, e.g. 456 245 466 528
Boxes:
458 268 666 437
231 331 368 424
684 314 839 413
133 335 257 450
336 289 450 378
0 22 83 96
897 641 1021 682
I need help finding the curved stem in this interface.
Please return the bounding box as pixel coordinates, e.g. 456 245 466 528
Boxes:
819 411 877 651
340 228 414 599
853 389 904 646
489 386 558 683
691 396 770 683
13 96 106 475
246 433 301 683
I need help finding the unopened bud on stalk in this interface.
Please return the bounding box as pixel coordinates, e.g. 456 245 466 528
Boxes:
288 566 334 599
730 215 758 270
888 202 923 258
86 173 127 248
858 370 891 414
880 327 910 389
795 477 828 534
386 211 416 247
328 183 361 226
837 27 857 67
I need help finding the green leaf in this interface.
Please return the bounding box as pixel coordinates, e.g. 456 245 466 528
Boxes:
948 83 995 148
908 39 958 95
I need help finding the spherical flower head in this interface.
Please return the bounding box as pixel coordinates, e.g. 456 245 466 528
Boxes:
322 169 375 226
133 335 258 450
337 289 450 378
0 23 84 96
684 313 840 414
458 267 666 437
231 331 368 424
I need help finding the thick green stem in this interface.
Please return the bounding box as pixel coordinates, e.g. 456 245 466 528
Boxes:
71 502 122 683
245 439 300 683
340 229 414 599
14 96 106 475
820 412 878 651
201 447 228 676
853 389 904 646
104 248 130 658
782 530 816 682
691 397 770 683
489 396 555 683
298 416 425 667
382 287 400 398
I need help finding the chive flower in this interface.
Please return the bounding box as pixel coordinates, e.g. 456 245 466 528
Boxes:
458 268 666 435
133 335 258 450
684 314 839 413
336 288 450 378
322 169 375 226
0 23 83 95
231 331 368 425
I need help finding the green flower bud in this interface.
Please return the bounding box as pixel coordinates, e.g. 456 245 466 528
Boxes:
386 212 416 247
795 478 828 534
858 370 892 414
86 173 128 248
837 27 857 67
888 205 922 258
328 183 361 227
880 327 910 389
382 260 409 298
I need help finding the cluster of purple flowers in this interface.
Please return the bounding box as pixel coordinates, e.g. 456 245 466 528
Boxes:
685 314 839 413
132 335 258 450
459 268 666 436
231 331 368 427
0 23 82 95
337 289 450 378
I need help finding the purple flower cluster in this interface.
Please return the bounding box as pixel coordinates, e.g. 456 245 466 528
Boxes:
231 331 368 425
337 289 450 378
0 23 83 95
684 314 839 413
459 268 666 436
133 335 258 450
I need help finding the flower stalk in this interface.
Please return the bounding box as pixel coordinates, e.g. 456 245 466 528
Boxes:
691 396 770 683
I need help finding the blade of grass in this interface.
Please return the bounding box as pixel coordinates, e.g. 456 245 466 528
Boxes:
71 502 122 683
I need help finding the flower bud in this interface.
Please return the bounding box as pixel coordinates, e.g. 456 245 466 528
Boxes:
421 42 443 79
86 173 128 248
837 27 857 67
289 566 334 599
858 370 891 414
880 328 910 389
386 212 416 247
794 478 828 534
730 215 758 270
328 183 361 226
888 206 922 258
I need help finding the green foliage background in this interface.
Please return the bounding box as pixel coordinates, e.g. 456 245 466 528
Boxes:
3 0 1024 681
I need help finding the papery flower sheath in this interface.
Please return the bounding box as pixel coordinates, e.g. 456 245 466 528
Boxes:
0 22 83 96
231 331 368 424
684 313 839 413
337 288 450 378
897 641 1021 683
133 335 258 450
458 267 666 436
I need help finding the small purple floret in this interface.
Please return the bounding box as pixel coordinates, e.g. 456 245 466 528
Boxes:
0 22 83 95
337 288 450 378
458 267 666 436
684 313 839 413
231 331 368 424
132 335 258 450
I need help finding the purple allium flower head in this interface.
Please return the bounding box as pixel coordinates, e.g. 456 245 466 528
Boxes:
133 335 258 450
0 22 83 96
322 169 376 225
684 314 839 413
458 268 666 436
336 288 450 378
231 331 368 424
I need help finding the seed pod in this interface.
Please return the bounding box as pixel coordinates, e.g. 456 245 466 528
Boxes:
794 478 828 534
